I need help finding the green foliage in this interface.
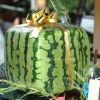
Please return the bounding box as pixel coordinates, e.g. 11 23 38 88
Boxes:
48 0 93 13
0 78 84 99
0 80 54 99
49 0 71 24
48 0 77 12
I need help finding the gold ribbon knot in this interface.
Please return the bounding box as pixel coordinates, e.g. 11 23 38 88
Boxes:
26 8 58 26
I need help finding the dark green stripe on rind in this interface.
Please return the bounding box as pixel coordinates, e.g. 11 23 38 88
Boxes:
24 32 30 83
5 32 9 79
10 31 15 59
32 38 40 82
16 32 20 50
16 32 21 81
44 28 57 93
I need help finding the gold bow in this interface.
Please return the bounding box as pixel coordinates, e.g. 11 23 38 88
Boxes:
26 8 58 26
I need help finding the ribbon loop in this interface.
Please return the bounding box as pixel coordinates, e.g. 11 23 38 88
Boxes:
26 8 58 26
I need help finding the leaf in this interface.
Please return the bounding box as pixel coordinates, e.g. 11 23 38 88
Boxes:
1 87 18 94
0 80 54 98
72 70 85 82
19 91 38 99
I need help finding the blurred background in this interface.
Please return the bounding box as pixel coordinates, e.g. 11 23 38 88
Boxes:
0 0 94 78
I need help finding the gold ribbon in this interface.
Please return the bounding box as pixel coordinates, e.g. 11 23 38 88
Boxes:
26 8 72 89
26 8 58 26
64 30 72 90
